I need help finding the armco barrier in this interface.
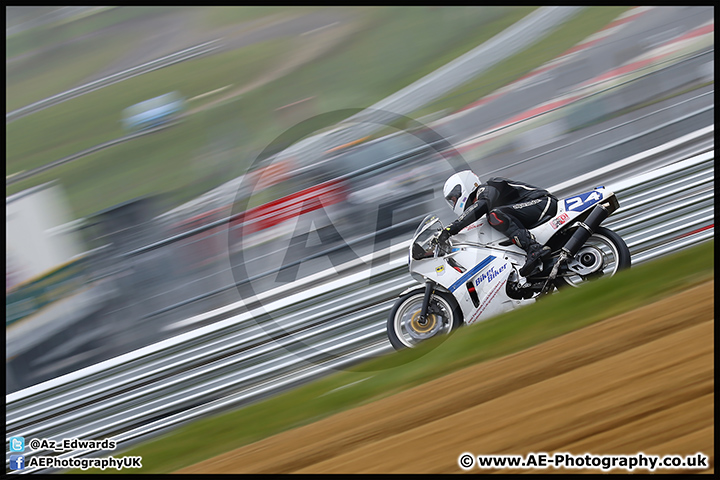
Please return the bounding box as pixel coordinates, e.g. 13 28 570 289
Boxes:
5 145 713 474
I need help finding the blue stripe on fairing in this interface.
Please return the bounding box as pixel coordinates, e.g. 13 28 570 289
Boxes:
448 255 495 293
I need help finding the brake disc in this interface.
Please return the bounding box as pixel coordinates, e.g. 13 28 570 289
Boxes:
407 311 443 341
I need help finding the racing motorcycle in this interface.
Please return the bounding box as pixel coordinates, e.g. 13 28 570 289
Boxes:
387 186 631 350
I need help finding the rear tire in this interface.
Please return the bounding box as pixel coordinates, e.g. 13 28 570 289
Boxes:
557 226 631 288
387 288 463 350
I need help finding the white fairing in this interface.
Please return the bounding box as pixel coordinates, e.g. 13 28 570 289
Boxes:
405 187 615 326
532 187 614 244
411 239 526 324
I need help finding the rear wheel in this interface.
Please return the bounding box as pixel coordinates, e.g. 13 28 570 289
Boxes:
387 288 463 350
557 226 631 288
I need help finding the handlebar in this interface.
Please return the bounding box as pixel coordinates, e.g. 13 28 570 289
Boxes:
411 230 451 260
430 233 451 257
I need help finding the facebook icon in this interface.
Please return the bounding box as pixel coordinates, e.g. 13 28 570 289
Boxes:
10 455 25 470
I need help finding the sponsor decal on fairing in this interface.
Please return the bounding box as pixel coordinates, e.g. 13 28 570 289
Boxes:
474 262 508 285
550 212 570 230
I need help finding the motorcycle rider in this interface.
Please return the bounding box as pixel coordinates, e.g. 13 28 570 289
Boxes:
437 171 557 277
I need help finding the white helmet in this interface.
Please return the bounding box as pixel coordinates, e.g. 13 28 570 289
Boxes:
443 170 480 216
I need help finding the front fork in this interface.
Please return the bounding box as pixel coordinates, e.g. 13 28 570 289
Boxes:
417 280 435 325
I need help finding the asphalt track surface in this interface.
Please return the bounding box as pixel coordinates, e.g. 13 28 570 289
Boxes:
178 280 714 474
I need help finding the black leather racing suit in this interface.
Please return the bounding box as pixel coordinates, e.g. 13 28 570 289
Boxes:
445 177 557 250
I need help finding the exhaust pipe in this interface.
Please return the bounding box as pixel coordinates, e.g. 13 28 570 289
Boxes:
562 204 609 257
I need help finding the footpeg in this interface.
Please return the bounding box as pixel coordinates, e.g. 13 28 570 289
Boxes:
539 251 568 296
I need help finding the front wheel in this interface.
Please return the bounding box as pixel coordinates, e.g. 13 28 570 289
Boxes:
387 288 463 350
557 226 631 288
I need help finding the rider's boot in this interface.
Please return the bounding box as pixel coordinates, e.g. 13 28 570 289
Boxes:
510 229 551 277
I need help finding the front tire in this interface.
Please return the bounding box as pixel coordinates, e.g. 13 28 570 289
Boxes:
387 288 463 350
557 226 631 288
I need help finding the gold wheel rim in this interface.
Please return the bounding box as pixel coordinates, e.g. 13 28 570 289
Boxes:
409 310 437 334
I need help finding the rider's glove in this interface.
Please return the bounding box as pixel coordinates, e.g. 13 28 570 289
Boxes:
436 227 451 245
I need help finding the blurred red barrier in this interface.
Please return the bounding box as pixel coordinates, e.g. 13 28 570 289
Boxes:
234 178 347 235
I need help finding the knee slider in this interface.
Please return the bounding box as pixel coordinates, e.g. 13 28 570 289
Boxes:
488 209 508 232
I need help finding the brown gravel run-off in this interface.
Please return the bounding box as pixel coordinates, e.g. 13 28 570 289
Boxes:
178 280 714 474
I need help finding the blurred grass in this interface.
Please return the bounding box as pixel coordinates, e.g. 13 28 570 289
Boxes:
6 6 301 111
6 7 175 60
83 240 713 474
7 112 254 218
267 7 531 112
6 29 146 113
200 6 327 29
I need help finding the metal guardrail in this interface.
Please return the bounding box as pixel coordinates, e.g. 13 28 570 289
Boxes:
605 151 714 263
5 144 713 473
